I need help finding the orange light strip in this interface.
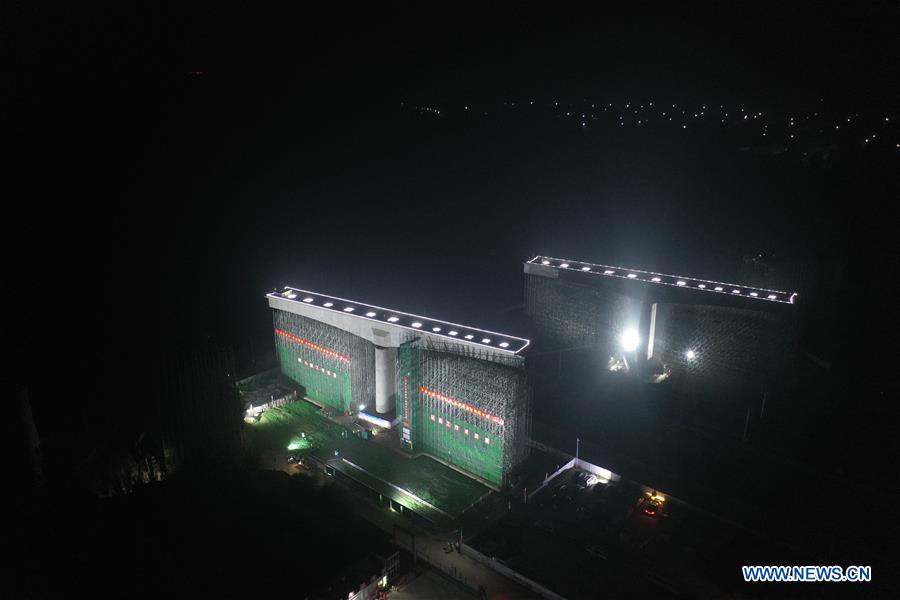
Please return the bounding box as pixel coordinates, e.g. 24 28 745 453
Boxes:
274 328 351 363
419 386 504 426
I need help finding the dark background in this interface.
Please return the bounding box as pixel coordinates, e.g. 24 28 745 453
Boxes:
5 3 898 596
10 2 897 410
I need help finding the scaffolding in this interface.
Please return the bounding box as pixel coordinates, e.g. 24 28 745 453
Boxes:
654 303 796 385
272 309 375 413
398 340 530 487
524 273 642 351
524 272 797 390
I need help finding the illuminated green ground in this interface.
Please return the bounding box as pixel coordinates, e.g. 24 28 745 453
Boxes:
245 401 490 519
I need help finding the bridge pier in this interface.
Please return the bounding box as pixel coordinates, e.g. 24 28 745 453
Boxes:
374 345 397 414
635 300 659 370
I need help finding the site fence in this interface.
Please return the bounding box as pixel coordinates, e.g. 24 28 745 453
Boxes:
459 542 568 600
248 390 297 412
526 458 576 502
414 548 482 597
525 450 623 502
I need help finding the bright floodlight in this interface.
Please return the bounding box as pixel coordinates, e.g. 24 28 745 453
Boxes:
302 297 314 303
651 276 661 282
359 404 366 411
432 327 441 332
560 263 570 268
323 302 333 307
581 266 591 271
749 292 758 297
685 350 696 360
387 316 399 322
697 284 706 289
499 341 509 348
448 330 458 336
714 286 724 292
481 338 491 344
676 280 686 286
365 311 377 317
541 260 550 265
767 294 777 300
732 289 741 294
411 322 422 328
627 273 637 278
343 307 355 312
464 334 474 340
620 328 640 352
285 292 297 299
604 270 615 275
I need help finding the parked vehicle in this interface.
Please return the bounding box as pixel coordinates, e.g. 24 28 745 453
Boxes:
640 492 666 517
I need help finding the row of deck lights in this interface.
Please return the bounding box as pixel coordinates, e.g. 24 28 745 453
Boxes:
281 291 514 349
541 259 782 302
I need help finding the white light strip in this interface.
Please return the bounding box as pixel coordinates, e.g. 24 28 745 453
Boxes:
270 287 531 353
530 256 796 304
358 412 392 429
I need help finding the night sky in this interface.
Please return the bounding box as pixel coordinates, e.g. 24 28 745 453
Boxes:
6 4 900 598
8 0 898 493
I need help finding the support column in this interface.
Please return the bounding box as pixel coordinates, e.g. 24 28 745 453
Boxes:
635 300 657 372
647 302 658 360
374 346 397 414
